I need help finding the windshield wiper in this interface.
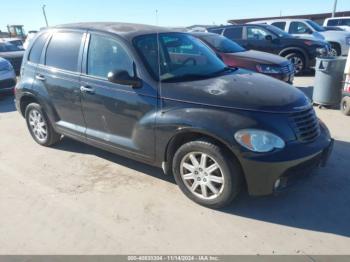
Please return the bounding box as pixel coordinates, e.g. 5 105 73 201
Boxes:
161 67 237 83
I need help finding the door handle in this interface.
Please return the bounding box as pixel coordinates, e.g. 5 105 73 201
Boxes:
35 74 46 81
80 85 95 94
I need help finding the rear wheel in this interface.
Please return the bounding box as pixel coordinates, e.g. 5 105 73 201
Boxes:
25 103 61 146
285 52 305 76
341 96 350 116
172 139 242 208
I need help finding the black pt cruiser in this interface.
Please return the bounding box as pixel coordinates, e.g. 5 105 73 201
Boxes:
15 23 333 208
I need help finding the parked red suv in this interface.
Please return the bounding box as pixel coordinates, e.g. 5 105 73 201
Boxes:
193 32 295 84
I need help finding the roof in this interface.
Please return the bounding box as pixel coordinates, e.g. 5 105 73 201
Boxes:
53 22 179 40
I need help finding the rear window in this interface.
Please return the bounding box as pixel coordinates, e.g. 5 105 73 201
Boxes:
28 33 49 64
45 32 83 72
272 22 286 30
223 27 243 39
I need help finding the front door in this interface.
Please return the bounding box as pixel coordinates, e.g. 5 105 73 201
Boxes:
245 26 277 54
80 33 157 160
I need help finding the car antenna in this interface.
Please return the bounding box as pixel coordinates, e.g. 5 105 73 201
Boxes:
155 9 164 113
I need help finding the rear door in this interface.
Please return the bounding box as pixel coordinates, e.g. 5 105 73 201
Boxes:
223 26 246 47
35 30 87 138
79 32 157 160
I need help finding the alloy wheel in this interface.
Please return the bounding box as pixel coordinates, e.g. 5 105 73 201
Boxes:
28 109 48 142
288 56 303 75
330 48 338 57
180 152 225 200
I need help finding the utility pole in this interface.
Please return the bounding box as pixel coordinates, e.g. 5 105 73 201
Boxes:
332 0 338 17
42 5 49 27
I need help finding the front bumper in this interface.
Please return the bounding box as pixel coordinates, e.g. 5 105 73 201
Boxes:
239 124 333 196
271 73 294 84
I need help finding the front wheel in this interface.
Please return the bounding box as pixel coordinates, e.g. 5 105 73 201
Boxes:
285 52 305 76
172 139 242 208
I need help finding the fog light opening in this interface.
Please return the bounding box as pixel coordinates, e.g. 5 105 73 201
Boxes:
274 179 281 190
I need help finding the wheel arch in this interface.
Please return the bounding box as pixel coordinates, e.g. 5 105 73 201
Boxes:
162 129 244 180
279 47 308 65
19 94 39 117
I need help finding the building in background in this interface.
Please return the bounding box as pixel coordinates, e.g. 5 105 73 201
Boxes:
228 11 350 25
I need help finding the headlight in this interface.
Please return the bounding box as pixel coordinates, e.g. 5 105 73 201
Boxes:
256 64 282 74
346 37 350 45
234 129 285 153
0 61 13 72
316 47 327 56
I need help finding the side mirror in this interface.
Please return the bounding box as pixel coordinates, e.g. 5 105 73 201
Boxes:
107 70 142 88
265 35 273 41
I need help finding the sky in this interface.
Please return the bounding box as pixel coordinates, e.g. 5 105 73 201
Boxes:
0 0 349 32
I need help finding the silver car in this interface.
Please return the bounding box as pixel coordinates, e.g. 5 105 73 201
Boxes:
0 57 16 94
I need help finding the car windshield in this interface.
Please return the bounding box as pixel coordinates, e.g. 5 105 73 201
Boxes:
198 34 246 53
0 42 22 52
306 20 326 32
264 24 291 37
134 33 231 82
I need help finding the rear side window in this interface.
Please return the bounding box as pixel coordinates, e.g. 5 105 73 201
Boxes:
87 34 134 78
326 19 339 26
28 33 49 64
45 32 83 72
340 19 350 26
223 27 243 39
272 22 286 30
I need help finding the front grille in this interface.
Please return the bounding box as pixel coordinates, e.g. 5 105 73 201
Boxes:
0 78 16 89
280 63 294 74
289 107 320 142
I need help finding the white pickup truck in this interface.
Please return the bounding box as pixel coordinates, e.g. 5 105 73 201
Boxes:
248 19 350 57
324 17 350 32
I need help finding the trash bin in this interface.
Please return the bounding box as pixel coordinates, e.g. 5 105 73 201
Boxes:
313 56 347 106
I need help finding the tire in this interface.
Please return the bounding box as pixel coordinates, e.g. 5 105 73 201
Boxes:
172 139 242 209
285 52 305 76
25 103 61 146
341 96 350 116
330 42 341 57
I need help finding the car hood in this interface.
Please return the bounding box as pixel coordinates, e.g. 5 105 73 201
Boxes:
223 50 288 65
161 69 310 113
0 51 24 59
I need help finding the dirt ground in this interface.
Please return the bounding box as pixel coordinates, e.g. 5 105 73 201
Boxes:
0 76 349 255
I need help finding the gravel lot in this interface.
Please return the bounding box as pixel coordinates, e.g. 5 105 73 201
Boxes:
0 75 349 255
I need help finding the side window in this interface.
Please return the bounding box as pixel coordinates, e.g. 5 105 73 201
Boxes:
272 22 286 30
28 33 49 64
341 19 350 26
223 27 243 39
45 32 83 72
247 27 269 40
327 19 339 26
289 22 311 34
87 34 134 78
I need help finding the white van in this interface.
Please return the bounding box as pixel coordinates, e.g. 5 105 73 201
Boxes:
324 17 350 32
249 19 350 57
